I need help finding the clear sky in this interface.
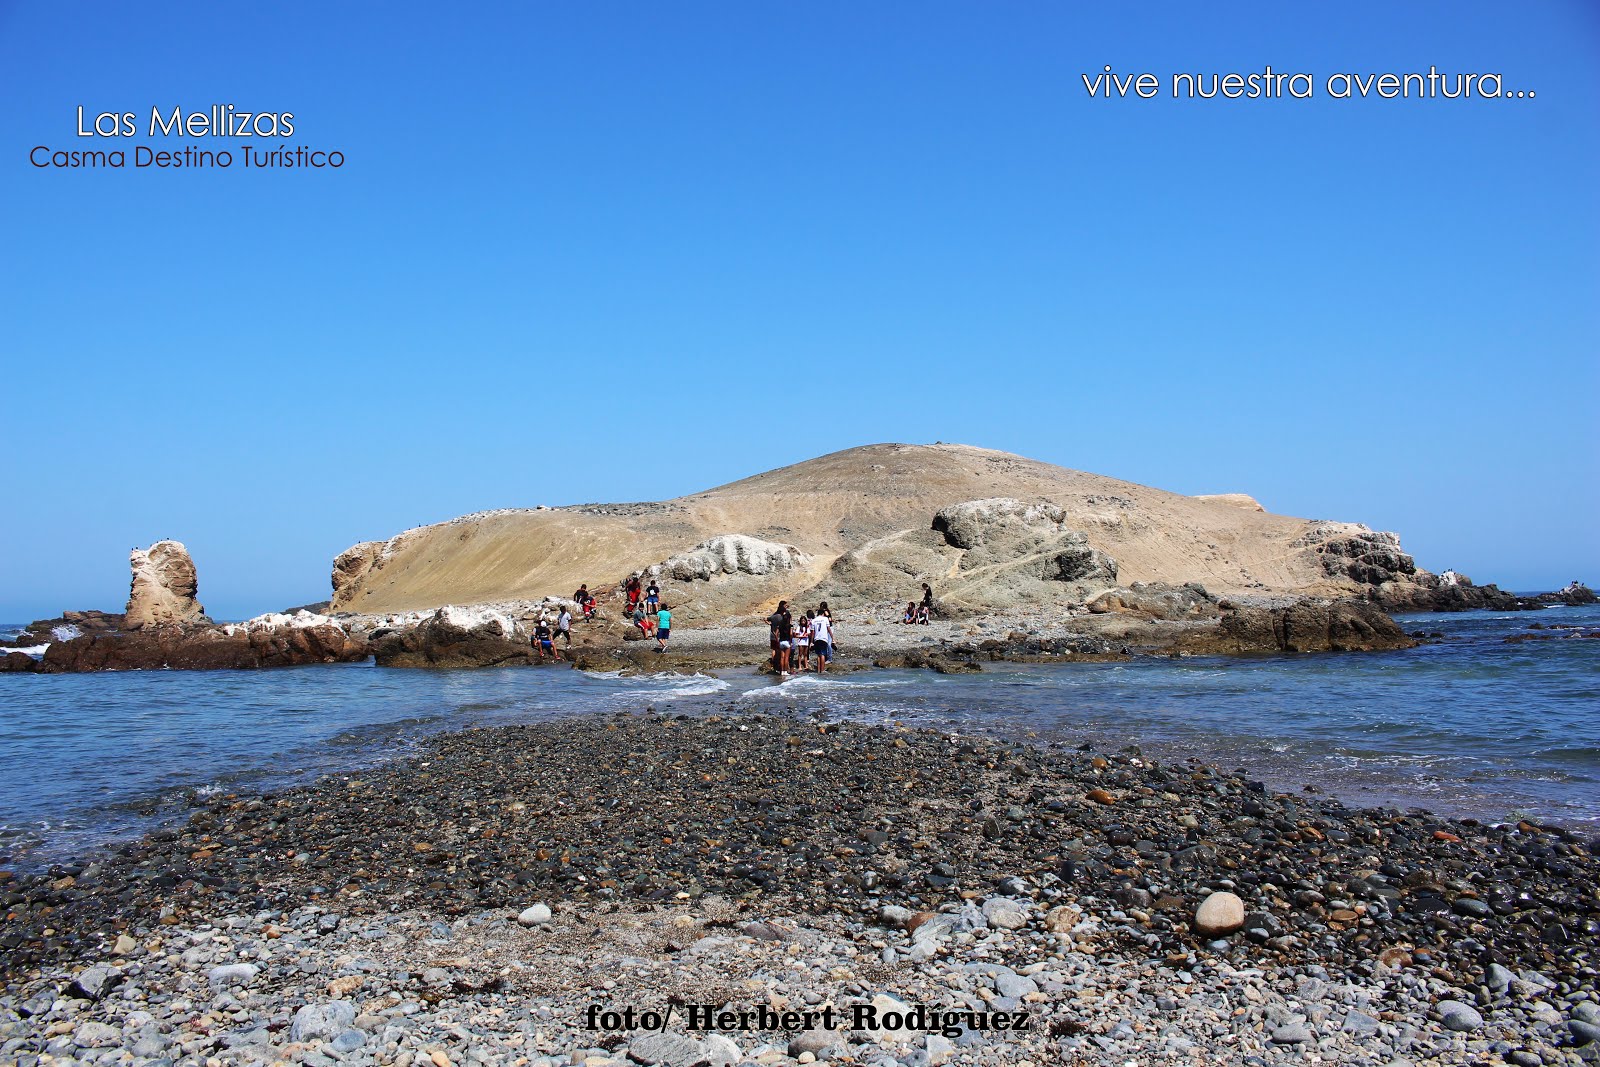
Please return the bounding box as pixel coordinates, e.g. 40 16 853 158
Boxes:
2 1 1596 621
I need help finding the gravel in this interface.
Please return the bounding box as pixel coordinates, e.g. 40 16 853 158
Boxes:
1 710 1597 1065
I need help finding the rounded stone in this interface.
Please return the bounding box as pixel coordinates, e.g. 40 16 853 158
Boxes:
1194 891 1246 937
1437 1000 1484 1032
517 903 552 926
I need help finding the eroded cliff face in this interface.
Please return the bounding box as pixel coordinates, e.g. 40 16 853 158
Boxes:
125 541 208 630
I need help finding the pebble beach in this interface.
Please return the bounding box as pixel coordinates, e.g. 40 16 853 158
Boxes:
3 710 1598 1067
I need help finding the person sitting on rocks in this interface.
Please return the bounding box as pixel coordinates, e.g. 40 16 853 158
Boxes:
532 620 561 662
902 601 917 624
632 601 653 639
645 580 660 610
919 583 934 624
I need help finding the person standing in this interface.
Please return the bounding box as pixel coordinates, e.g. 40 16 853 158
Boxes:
654 604 672 653
810 609 833 673
767 600 789 672
557 606 572 647
793 611 812 671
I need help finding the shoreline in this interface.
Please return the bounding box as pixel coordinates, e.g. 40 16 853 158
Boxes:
2 708 1597 1064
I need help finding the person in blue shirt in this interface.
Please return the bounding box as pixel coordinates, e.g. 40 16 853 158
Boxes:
654 605 672 653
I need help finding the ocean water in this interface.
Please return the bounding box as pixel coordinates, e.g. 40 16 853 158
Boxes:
0 604 1595 865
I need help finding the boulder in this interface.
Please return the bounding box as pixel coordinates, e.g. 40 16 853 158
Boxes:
656 535 810 581
1 651 39 672
1087 582 1217 620
125 541 208 629
932 498 1070 550
1194 891 1246 937
1178 599 1414 654
369 605 538 668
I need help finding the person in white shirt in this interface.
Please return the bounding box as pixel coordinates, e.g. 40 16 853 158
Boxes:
809 611 833 672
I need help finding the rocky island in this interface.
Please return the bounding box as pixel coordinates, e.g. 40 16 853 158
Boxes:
4 444 1584 676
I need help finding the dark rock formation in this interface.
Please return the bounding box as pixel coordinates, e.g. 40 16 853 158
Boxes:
1087 582 1218 621
1 651 39 672
369 606 543 669
0 610 124 650
1372 574 1529 614
1179 600 1415 654
40 622 367 672
1300 525 1418 587
1538 582 1597 606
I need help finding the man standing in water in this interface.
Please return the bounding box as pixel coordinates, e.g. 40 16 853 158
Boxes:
768 600 792 674
809 609 833 672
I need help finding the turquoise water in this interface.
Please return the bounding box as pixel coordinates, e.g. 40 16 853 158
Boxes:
1 604 1595 865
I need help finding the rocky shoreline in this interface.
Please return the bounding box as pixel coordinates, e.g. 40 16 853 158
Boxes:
2 711 1598 1066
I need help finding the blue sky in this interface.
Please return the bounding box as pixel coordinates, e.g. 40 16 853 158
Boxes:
2 1 1596 620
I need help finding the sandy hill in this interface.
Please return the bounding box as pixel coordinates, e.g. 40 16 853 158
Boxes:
328 443 1426 621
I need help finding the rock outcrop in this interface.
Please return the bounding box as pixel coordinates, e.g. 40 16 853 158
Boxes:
125 541 208 629
656 536 809 582
1297 522 1418 588
930 499 1118 585
369 605 545 669
815 498 1119 615
331 540 391 602
1539 582 1597 606
1177 600 1415 654
0 609 124 651
1195 493 1265 512
41 612 366 672
1087 582 1218 621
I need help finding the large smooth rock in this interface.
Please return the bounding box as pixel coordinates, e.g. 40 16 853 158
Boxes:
657 535 810 581
370 605 535 668
1194 891 1246 937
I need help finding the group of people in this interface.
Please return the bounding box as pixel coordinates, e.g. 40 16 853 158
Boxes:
901 582 935 625
624 573 672 652
533 574 937 669
767 599 835 675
